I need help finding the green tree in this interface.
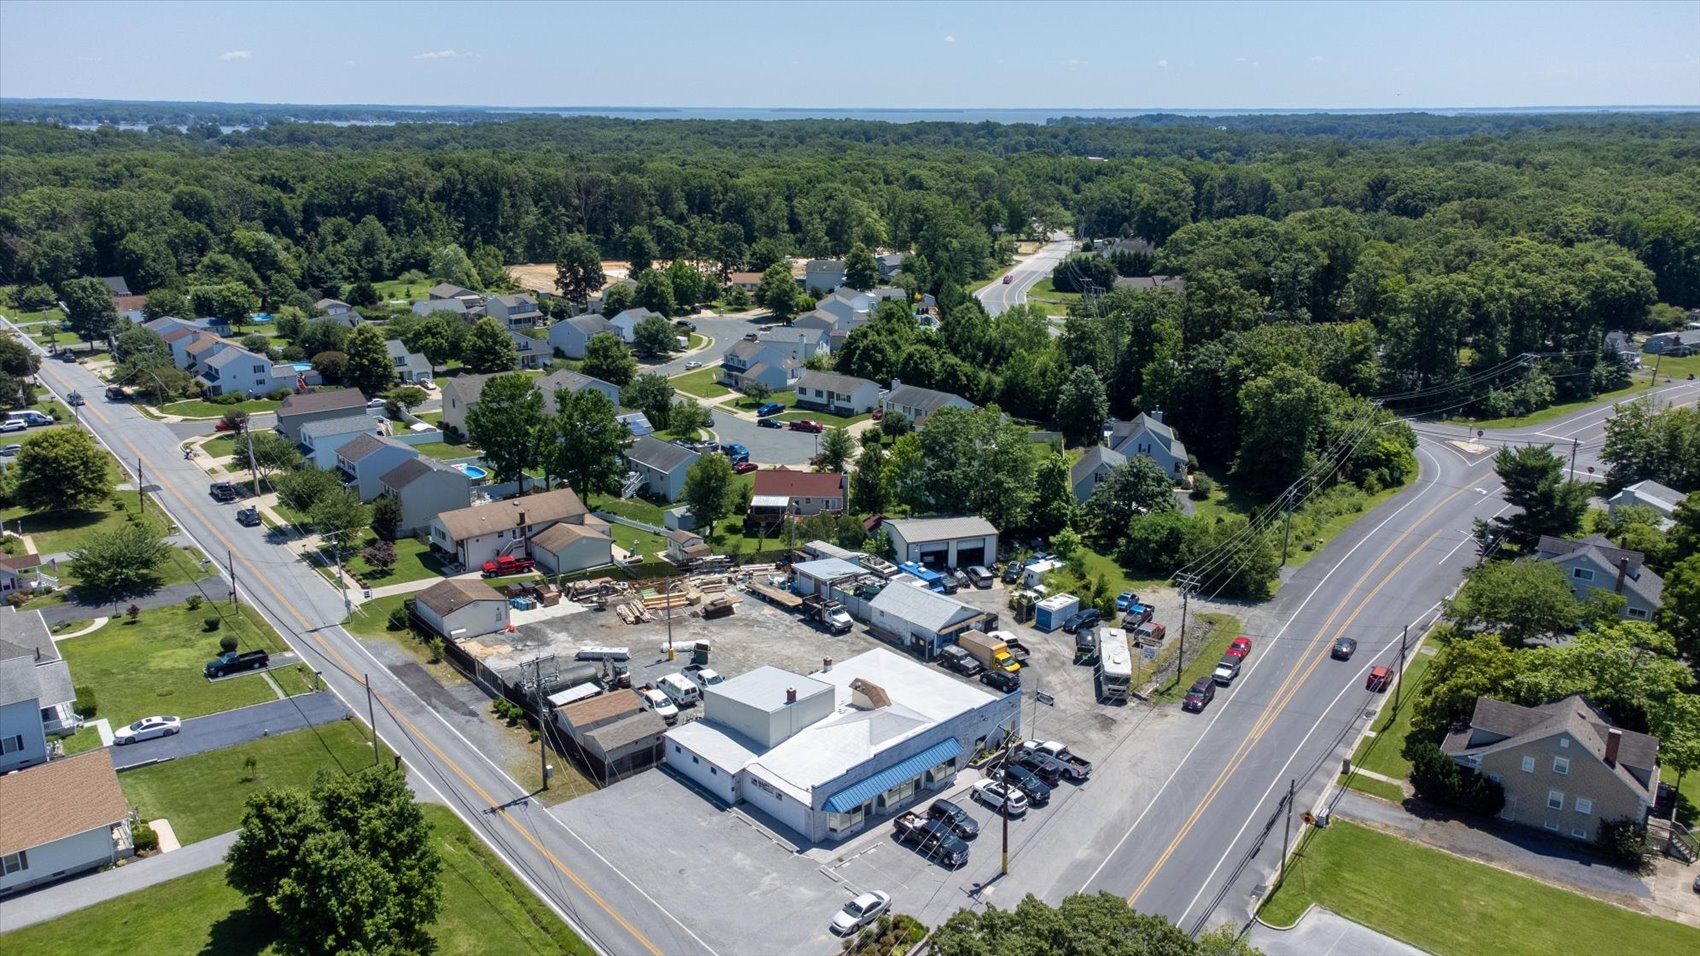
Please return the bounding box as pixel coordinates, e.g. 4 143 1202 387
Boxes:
310 350 348 385
1025 452 1075 538
1177 515 1281 600
542 388 627 498
429 243 480 289
247 431 304 481
13 428 112 512
461 316 519 373
665 258 706 307
620 373 674 431
141 287 189 322
631 313 677 358
340 323 394 398
684 453 736 534
1657 554 1700 664
371 495 402 541
111 326 167 366
1119 510 1191 574
1054 366 1109 446
817 426 854 473
1601 396 1700 493
67 524 172 599
600 282 636 316
917 405 1036 532
225 786 322 904
879 409 911 438
273 463 342 515
849 441 887 514
1444 559 1579 646
553 233 605 306
634 269 677 317
931 892 1198 956
668 398 711 438
624 227 657 274
300 317 350 357
465 373 543 484
1650 692 1700 805
1514 621 1693 730
190 281 259 330
309 489 372 555
756 262 802 321
1493 444 1590 550
582 331 637 387
1412 632 1525 741
59 276 119 344
741 380 772 404
1234 367 1344 495
844 244 878 291
387 385 429 413
400 313 462 372
1083 457 1176 542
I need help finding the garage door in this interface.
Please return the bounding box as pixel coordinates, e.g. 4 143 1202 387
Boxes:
919 545 951 567
955 543 987 567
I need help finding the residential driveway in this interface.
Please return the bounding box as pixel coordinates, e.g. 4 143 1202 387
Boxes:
1250 906 1425 956
710 412 819 466
0 830 240 933
37 578 229 626
108 691 353 769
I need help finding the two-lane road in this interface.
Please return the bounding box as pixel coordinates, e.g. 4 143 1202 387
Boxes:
977 234 1075 316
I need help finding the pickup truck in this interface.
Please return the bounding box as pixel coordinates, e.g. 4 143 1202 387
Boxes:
681 664 724 691
801 595 853 633
482 555 536 576
1021 740 1093 781
205 649 269 679
988 630 1031 665
892 812 969 868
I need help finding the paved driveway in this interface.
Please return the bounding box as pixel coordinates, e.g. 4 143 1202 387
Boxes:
109 691 353 768
1250 906 1424 956
710 412 819 465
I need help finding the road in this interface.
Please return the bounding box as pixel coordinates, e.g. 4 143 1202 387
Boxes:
976 235 1076 316
11 319 716 956
1072 375 1700 934
108 692 352 769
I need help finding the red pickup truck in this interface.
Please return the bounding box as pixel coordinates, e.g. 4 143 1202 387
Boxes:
482 555 536 576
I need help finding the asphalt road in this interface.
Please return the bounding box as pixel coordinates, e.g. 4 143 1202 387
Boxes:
109 691 352 769
975 235 1076 316
11 317 717 956
1073 375 1700 934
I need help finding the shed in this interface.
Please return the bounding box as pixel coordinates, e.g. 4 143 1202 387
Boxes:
1035 594 1080 633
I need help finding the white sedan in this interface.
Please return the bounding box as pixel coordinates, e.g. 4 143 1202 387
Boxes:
830 890 891 936
684 360 702 370
113 715 182 745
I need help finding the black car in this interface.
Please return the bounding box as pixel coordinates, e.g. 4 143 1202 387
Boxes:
927 799 980 840
1014 750 1065 786
1001 562 1023 584
897 819 969 868
209 481 238 503
1182 676 1216 712
939 645 984 677
1332 637 1358 660
757 417 783 429
981 668 1020 693
1062 608 1101 634
1074 629 1098 662
998 764 1051 806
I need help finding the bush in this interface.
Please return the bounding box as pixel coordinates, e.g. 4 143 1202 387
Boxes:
203 615 221 631
387 604 412 632
132 821 159 855
185 594 204 611
214 392 245 406
73 684 98 718
219 634 238 653
5 591 29 608
1593 818 1654 873
1406 739 1504 815
1189 473 1215 500
268 387 294 401
125 604 140 621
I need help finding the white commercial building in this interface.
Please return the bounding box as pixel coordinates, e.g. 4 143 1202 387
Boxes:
664 648 1018 843
882 516 999 569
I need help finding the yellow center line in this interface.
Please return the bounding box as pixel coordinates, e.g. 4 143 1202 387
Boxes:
88 405 664 956
1126 479 1475 906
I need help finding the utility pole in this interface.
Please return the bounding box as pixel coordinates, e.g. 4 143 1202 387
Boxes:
364 673 379 765
665 576 675 661
1279 778 1295 884
1568 438 1579 480
1280 497 1294 563
245 417 259 489
137 457 146 517
226 549 238 606
1173 572 1200 686
531 656 550 790
1394 623 1409 712
1001 730 1012 877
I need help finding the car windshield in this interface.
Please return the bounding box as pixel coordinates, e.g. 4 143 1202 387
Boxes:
844 901 865 916
129 720 148 730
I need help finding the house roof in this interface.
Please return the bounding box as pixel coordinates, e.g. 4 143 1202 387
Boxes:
298 414 376 444
884 383 970 415
610 307 663 325
1071 445 1127 488
792 311 839 332
185 336 228 356
429 283 477 299
868 581 983 633
626 435 697 473
583 710 669 751
337 433 411 465
558 690 644 729
531 521 610 553
1112 412 1176 446
1112 275 1186 293
415 578 505 617
1443 695 1660 797
760 328 821 346
379 455 465 491
385 338 428 363
0 750 131 857
491 293 539 310
315 298 351 311
538 368 615 401
714 665 833 714
1616 479 1685 509
563 315 614 336
1536 535 1664 605
727 271 764 284
113 294 148 313
753 468 844 500
203 347 266 370
435 488 589 542
884 515 999 542
723 340 764 362
439 372 500 408
1 610 59 667
805 258 844 273
413 298 468 315
159 326 198 344
278 388 367 417
99 276 131 296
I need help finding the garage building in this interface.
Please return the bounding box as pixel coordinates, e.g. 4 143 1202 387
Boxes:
882 516 998 569
555 692 668 784
867 580 995 657
664 648 1018 843
413 579 509 640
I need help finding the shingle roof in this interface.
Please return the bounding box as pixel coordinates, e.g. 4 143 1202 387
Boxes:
379 455 464 490
434 488 590 542
113 294 148 313
492 293 538 309
583 710 669 751
415 578 504 617
429 283 476 299
1619 480 1685 508
753 468 845 500
531 521 609 552
885 515 999 541
315 298 351 311
0 609 57 664
626 435 697 473
439 372 500 408
414 298 468 315
724 340 764 362
203 347 266 370
278 388 368 417
869 581 981 633
1536 535 1664 605
99 276 131 296
611 307 663 325
298 414 376 444
0 750 131 857
337 433 411 465
884 383 970 415
565 315 614 336
1071 445 1126 488
1443 695 1660 798
557 689 644 729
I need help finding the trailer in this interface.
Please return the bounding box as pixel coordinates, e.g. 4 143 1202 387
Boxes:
1095 627 1132 702
746 579 804 609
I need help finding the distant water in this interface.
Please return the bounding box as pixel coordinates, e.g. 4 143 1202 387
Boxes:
488 105 1694 125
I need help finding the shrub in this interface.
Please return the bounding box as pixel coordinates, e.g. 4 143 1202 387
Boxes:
125 604 140 621
1594 818 1654 873
219 634 238 653
5 591 29 608
132 821 159 855
185 594 204 611
268 387 293 401
362 540 397 572
1189 473 1215 500
1407 739 1504 815
203 615 222 631
73 684 98 718
386 604 411 632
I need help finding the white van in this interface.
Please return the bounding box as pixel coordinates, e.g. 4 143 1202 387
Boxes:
5 410 51 427
638 687 679 724
657 673 701 708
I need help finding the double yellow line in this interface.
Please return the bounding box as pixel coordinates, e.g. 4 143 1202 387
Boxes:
82 401 665 956
1126 478 1478 907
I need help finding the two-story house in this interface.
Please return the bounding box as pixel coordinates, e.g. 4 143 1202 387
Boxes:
537 368 622 412
485 293 543 329
609 307 664 344
804 258 846 295
439 373 499 437
427 283 484 313
760 326 829 361
1535 535 1665 621
794 370 880 416
411 297 468 320
549 315 616 359
198 347 282 397
315 297 354 316
428 488 610 571
876 252 906 282
297 414 379 469
1442 695 1659 841
748 469 846 526
1070 445 1128 504
379 456 473 537
510 329 546 370
881 380 974 429
0 609 78 774
817 289 875 328
386 339 433 384
719 340 801 394
625 435 699 502
275 389 369 442
336 434 421 501
1106 412 1189 484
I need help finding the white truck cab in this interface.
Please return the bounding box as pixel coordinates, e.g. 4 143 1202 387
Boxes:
639 687 679 724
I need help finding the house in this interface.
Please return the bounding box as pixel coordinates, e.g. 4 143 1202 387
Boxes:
609 307 664 344
816 293 871 329
751 469 847 520
554 693 667 781
1096 237 1155 258
792 310 840 337
870 286 908 304
1442 695 1659 841
386 340 433 384
1606 480 1686 529
625 435 698 502
315 298 353 315
663 648 1016 842
428 283 484 312
336 434 420 501
868 582 996 657
98 276 131 296
379 457 473 536
1111 275 1187 294
666 529 712 564
761 326 829 361
428 488 604 571
881 380 974 429
537 368 621 412
0 554 42 596
0 750 134 896
413 579 509 641
794 370 880 416
439 373 499 437
1070 445 1127 504
412 298 468 319
313 311 362 332
548 314 616 359
1106 412 1189 483
726 271 764 293
160 325 212 370
1603 330 1639 365
585 277 637 315
876 253 906 281
297 414 379 469
486 294 543 329
275 389 369 442
1535 536 1664 621
1642 329 1700 356
198 347 284 398
529 518 614 574
804 258 846 295
882 516 999 569
113 294 148 322
719 341 800 393
182 334 234 374
0 609 78 774
511 330 547 370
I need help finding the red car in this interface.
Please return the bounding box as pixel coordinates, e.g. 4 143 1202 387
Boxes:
734 460 758 474
1002 274 1014 284
215 420 239 432
788 419 823 433
1366 666 1393 692
1227 636 1252 660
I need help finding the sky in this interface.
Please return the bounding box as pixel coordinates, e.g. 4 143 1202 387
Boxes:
1 0 1696 111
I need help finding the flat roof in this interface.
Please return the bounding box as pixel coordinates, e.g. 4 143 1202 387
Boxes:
793 558 865 581
884 515 998 542
712 665 832 715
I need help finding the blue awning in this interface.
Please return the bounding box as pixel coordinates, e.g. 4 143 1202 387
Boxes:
823 738 962 813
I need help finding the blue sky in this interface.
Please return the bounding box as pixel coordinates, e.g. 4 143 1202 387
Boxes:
2 0 1696 110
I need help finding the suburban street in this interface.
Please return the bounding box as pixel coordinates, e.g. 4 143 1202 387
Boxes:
976 234 1076 316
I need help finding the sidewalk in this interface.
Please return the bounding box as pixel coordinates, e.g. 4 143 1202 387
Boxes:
0 830 239 933
362 568 485 601
1251 905 1423 956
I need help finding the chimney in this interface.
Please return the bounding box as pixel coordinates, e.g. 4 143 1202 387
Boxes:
1605 728 1623 765
890 378 901 391
1150 409 1164 424
517 511 527 527
785 687 797 705
1615 557 1629 595
822 657 833 672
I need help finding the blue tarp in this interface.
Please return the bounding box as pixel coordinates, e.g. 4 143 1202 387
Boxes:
822 738 962 813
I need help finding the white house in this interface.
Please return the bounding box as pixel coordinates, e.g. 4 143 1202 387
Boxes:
549 315 616 359
0 750 134 896
510 329 547 370
411 297 469 319
412 579 509 641
315 297 353 315
794 370 881 416
335 434 421 501
1106 412 1189 483
530 519 615 574
609 308 664 344
438 373 499 437
867 580 996 657
759 326 829 361
626 435 698 502
882 515 999 569
718 341 801 393
537 368 622 412
485 294 543 329
386 340 433 384
881 381 974 429
1606 480 1686 529
803 258 846 295
296 414 379 469
428 488 608 571
1536 536 1664 622
0 609 77 774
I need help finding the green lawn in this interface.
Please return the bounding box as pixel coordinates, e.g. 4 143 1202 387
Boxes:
1338 773 1406 803
1152 612 1241 702
0 803 592 956
412 441 478 461
670 366 731 398
120 721 381 843
200 433 240 457
333 534 447 586
1261 820 1700 956
1349 645 1438 780
776 408 873 427
346 592 411 638
161 398 282 419
58 603 291 727
0 488 167 556
59 724 104 755
592 495 667 526
611 525 668 559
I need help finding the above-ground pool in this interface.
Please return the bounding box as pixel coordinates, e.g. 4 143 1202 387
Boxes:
290 362 314 372
251 313 273 323
454 463 489 480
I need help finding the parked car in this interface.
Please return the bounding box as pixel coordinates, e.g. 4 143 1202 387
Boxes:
656 673 702 708
1366 666 1393 692
946 568 971 590
0 420 26 433
1115 591 1137 611
971 778 1028 817
788 419 823 433
1014 750 1065 786
1211 655 1241 684
0 444 20 457
482 555 536 576
1182 676 1216 712
928 799 980 839
963 565 992 589
1062 608 1101 633
113 715 181 744
998 764 1051 806
675 320 697 332
639 687 679 724
684 360 702 370
1001 562 1023 584
980 668 1020 693
681 664 723 691
1331 637 1358 660
1227 636 1253 660
939 645 984 677
209 481 238 502
722 443 750 462
757 416 783 428
892 813 969 868
830 890 891 936
205 650 268 678
755 402 784 417
734 460 758 474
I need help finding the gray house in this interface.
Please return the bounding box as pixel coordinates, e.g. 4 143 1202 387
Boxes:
0 609 77 774
1070 445 1127 503
537 368 621 412
411 297 469 319
626 435 698 502
379 456 473 537
386 340 433 384
1606 479 1685 529
486 294 543 329
794 370 880 416
1107 412 1189 484
276 389 369 442
1535 535 1664 621
876 253 906 281
804 258 846 295
609 307 664 344
1642 329 1700 356
336 434 420 501
511 329 547 370
440 373 500 436
549 315 616 359
882 381 974 429
297 414 379 469
315 297 353 315
719 341 800 393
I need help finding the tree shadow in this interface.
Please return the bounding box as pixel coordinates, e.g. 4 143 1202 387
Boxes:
199 902 280 956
